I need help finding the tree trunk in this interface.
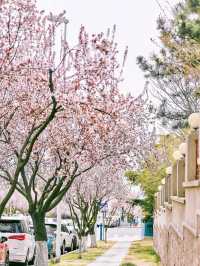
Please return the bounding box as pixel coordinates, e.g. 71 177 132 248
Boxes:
105 227 108 243
89 233 97 248
31 211 47 241
30 211 48 266
35 241 48 266
78 235 88 258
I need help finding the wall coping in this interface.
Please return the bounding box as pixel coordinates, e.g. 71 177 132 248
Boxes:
171 196 185 204
156 221 199 239
183 179 200 188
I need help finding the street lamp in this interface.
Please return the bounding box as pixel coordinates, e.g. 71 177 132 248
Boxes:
188 113 200 130
173 150 182 161
179 142 187 156
166 166 172 175
161 178 165 185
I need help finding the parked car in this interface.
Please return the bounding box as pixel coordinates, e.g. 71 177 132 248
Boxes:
0 236 9 266
29 224 56 259
45 221 77 254
45 225 56 258
47 234 56 258
62 220 78 250
0 216 35 265
64 220 76 234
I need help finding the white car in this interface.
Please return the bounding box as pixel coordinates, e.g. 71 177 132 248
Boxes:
0 216 35 265
63 219 75 233
45 220 77 254
63 219 79 249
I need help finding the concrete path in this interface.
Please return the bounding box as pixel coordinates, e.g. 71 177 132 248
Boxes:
107 226 144 242
89 226 144 266
88 240 132 266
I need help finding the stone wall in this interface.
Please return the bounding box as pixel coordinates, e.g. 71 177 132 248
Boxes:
154 130 200 266
154 214 200 266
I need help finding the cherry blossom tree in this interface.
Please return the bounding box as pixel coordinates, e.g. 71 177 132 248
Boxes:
66 164 119 253
13 24 152 266
99 177 140 242
0 1 153 265
66 160 139 253
103 193 137 242
0 0 65 218
0 1 70 264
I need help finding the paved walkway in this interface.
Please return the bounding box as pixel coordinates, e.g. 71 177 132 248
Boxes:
88 240 132 266
106 226 144 242
89 226 144 266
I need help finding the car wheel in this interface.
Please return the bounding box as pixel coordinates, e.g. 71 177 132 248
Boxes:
24 257 28 266
5 253 9 266
28 250 35 265
61 242 65 255
72 238 77 250
24 250 29 266
70 241 73 251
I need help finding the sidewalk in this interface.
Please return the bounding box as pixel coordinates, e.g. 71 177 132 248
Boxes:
121 238 160 266
88 241 132 266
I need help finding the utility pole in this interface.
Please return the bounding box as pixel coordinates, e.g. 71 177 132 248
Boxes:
56 203 61 260
63 18 69 87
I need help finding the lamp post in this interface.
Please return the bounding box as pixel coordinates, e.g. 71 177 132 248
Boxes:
166 166 172 175
56 203 61 260
161 178 165 185
173 150 182 161
188 113 200 177
54 17 69 261
179 142 187 156
188 113 200 130
165 166 172 203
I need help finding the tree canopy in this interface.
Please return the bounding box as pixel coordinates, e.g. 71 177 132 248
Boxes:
126 133 182 221
137 0 200 130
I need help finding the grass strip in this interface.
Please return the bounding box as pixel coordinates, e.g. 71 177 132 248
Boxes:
121 238 160 266
49 240 115 266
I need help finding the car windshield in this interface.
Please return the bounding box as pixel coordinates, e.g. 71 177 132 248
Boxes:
46 224 57 235
0 220 23 233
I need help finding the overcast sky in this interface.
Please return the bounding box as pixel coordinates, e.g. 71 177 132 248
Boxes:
38 0 178 96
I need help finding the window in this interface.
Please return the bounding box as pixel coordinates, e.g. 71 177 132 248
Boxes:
61 224 68 233
46 224 57 234
0 220 24 233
